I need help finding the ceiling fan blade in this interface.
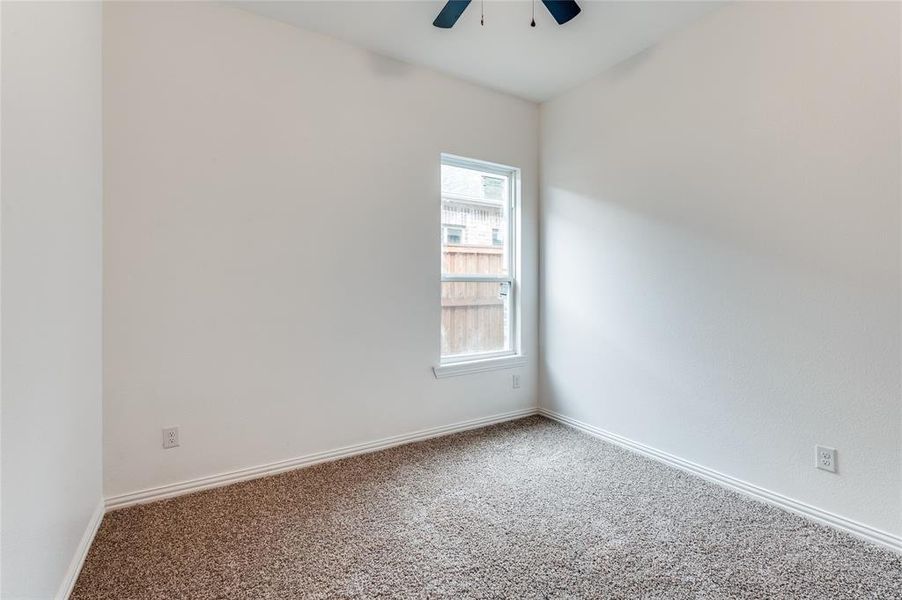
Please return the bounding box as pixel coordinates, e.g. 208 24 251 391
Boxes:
541 0 581 25
433 0 472 28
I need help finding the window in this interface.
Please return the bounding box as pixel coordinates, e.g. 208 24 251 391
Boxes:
440 154 519 364
445 227 463 245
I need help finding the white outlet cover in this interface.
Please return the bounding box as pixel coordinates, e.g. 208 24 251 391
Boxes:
512 374 521 389
162 427 180 449
815 445 836 473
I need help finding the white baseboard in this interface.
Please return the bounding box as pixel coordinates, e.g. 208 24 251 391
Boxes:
106 407 540 511
57 499 104 600
539 408 902 554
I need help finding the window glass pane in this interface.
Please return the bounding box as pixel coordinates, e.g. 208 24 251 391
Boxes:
441 164 508 277
441 281 511 357
482 176 504 200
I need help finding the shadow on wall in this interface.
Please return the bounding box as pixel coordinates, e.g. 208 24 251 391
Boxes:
366 52 415 78
542 130 896 295
601 44 659 82
538 183 898 474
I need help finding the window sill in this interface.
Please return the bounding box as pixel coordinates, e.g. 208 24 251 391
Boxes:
433 355 527 379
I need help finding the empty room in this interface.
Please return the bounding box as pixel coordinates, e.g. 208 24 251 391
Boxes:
1 0 900 598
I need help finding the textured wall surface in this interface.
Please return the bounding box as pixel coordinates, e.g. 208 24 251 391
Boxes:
1 1 104 597
103 1 538 498
540 1 901 536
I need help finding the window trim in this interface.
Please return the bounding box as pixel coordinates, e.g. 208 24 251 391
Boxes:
433 354 527 379
438 153 522 370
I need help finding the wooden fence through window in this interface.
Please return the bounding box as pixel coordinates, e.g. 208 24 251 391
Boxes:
441 246 507 356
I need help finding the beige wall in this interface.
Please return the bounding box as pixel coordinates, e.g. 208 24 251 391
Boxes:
103 1 539 499
1 2 104 597
540 1 901 537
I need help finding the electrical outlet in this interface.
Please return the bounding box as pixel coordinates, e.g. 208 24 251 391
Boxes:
162 427 180 449
512 374 521 389
815 445 836 473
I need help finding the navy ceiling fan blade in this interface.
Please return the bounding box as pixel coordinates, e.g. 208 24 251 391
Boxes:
433 0 472 28
541 0 581 25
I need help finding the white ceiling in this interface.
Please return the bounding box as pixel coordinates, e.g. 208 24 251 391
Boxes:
234 1 722 102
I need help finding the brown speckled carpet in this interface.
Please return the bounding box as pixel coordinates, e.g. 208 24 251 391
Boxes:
73 416 901 599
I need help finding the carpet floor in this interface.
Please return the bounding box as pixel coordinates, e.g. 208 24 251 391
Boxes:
73 416 901 599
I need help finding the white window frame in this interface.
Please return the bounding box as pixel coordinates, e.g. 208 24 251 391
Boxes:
436 153 523 376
